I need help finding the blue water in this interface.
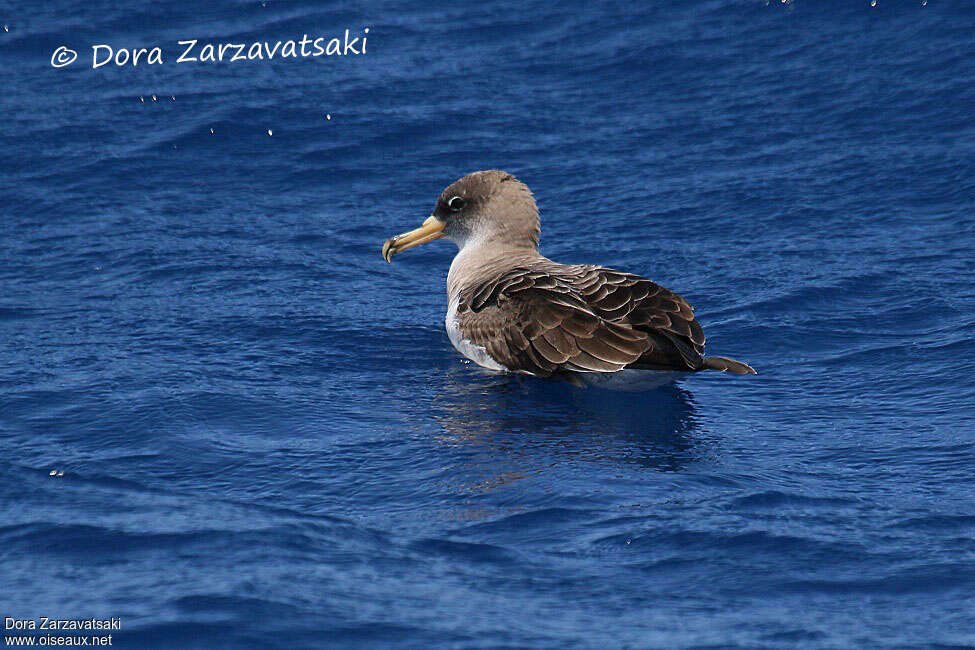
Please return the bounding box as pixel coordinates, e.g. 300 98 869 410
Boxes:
2 1 974 648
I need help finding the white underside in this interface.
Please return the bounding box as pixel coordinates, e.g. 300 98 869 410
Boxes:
573 370 684 391
445 298 683 390
445 297 505 371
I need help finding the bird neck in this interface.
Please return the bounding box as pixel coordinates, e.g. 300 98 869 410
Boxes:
446 237 542 298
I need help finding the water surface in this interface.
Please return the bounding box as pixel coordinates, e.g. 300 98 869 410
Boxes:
2 1 974 648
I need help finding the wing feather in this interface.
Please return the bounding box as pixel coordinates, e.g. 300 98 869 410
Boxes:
453 262 709 375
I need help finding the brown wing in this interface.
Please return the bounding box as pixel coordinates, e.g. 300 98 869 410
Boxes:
561 265 707 370
455 269 649 376
457 265 707 375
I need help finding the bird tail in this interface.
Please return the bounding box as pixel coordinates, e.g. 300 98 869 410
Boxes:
702 356 757 375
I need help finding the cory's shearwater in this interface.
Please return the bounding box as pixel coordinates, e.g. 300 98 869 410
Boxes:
382 170 756 381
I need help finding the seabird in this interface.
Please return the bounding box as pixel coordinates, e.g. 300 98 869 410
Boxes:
382 170 756 380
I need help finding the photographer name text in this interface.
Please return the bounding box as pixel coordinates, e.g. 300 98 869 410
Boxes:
6 617 120 631
50 28 369 68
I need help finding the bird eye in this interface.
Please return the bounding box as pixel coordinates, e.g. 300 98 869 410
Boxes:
448 196 466 212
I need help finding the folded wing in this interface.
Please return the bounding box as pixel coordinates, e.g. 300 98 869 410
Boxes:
455 265 707 375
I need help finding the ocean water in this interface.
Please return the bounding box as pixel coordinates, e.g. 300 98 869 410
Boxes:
2 1 974 648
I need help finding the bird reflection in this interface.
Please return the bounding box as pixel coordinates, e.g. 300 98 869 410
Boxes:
431 364 704 492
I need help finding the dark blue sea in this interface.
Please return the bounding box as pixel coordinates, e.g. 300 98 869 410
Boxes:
2 1 974 648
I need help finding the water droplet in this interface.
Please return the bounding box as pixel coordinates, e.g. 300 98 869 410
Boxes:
267 129 273 136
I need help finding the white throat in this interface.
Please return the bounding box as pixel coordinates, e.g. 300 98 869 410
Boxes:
446 231 490 297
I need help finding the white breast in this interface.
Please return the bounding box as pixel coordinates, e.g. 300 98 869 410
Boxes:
445 297 506 371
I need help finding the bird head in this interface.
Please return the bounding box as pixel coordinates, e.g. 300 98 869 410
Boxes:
382 170 539 262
